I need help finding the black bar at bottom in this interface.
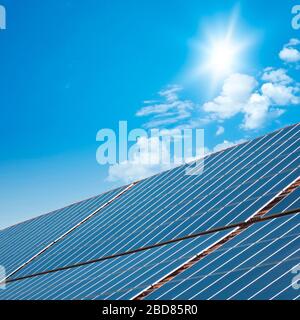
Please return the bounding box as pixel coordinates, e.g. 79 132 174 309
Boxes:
0 300 297 319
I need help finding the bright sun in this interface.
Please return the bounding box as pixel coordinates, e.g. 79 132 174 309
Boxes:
188 8 254 85
208 40 238 76
186 8 254 89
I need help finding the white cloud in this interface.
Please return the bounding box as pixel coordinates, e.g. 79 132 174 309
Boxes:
107 161 159 184
141 117 179 129
212 139 247 153
287 39 300 46
203 73 257 119
216 126 225 136
241 93 270 130
159 85 182 102
261 68 292 85
261 83 299 106
136 85 196 129
107 136 177 183
202 66 299 131
279 48 300 63
279 38 300 63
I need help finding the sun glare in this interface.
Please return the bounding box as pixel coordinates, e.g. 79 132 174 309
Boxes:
185 8 254 88
208 40 238 76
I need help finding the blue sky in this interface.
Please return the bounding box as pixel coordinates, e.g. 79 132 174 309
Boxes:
1 0 300 228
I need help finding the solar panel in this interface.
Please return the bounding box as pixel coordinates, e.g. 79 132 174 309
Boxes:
145 213 300 300
0 186 126 277
0 123 299 300
0 229 232 300
11 123 300 279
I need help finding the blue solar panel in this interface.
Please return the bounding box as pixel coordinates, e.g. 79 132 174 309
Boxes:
0 186 125 277
12 123 300 279
265 187 300 217
1 124 299 301
145 213 300 300
0 229 232 300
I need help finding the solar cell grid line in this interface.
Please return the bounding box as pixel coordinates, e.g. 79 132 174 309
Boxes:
12 125 260 278
0 192 99 233
0 186 126 277
13 124 298 276
0 230 233 300
80 142 238 231
209 252 300 300
145 213 299 300
127 130 300 248
10 186 126 243
51 142 232 240
0 181 128 238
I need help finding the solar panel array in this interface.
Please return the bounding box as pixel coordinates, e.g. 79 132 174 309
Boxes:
0 123 299 300
0 186 125 276
0 230 232 300
146 212 300 300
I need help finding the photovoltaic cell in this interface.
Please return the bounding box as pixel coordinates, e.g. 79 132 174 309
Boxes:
0 186 125 277
13 123 300 279
0 229 232 300
145 213 300 300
